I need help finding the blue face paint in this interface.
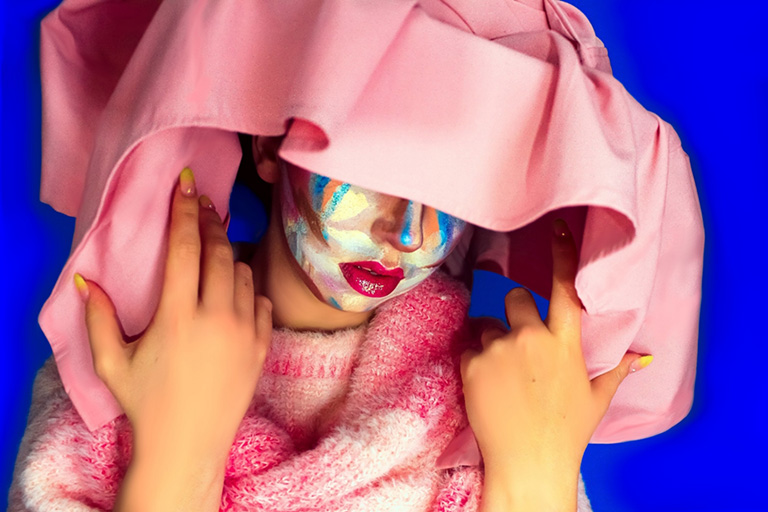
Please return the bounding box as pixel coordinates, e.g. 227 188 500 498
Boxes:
437 209 462 247
400 201 414 246
310 175 352 240
322 183 351 221
310 174 331 211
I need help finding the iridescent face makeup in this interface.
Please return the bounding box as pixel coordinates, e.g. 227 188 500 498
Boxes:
278 159 467 312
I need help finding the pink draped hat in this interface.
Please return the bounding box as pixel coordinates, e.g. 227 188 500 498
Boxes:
38 0 704 466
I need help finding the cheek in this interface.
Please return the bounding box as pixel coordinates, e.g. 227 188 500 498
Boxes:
293 191 328 243
326 187 370 222
316 184 383 256
436 210 466 250
325 227 377 255
411 209 437 256
289 172 352 247
418 210 465 260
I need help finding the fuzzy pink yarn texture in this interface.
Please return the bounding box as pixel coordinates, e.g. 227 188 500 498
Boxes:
11 272 591 510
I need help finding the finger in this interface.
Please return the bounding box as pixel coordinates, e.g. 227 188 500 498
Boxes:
469 317 508 349
545 218 582 339
253 295 273 356
504 287 541 331
480 326 507 349
76 274 127 387
460 348 481 382
233 261 255 321
591 352 653 414
198 195 235 310
160 168 201 313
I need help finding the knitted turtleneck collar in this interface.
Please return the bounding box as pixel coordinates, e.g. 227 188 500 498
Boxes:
254 323 367 450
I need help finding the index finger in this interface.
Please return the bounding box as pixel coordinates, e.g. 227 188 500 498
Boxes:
159 168 201 313
544 218 583 339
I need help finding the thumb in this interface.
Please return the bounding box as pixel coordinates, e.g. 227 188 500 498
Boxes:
74 274 127 386
591 352 653 413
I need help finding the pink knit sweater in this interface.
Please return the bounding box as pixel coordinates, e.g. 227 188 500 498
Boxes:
9 272 592 511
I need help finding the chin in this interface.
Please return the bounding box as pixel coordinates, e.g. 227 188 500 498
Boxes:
325 293 390 313
323 275 428 313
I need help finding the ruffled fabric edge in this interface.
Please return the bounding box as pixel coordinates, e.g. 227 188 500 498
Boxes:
37 0 703 452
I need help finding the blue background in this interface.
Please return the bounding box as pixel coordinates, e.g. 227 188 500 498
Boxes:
2 1 766 510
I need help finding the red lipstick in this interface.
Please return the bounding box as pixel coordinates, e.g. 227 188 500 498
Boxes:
339 261 404 298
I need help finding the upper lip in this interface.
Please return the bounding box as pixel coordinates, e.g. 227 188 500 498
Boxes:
345 261 404 280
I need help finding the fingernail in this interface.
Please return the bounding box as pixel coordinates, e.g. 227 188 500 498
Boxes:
199 195 216 211
180 167 196 197
553 218 570 238
630 355 654 373
73 273 89 301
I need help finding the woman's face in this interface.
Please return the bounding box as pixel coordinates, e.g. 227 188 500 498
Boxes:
278 159 467 312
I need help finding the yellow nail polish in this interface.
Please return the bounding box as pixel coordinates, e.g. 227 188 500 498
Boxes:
630 354 654 373
180 167 196 197
73 273 89 301
638 355 654 368
199 194 216 211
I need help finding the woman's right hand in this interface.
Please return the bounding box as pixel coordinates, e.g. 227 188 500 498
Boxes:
460 220 649 511
74 168 272 505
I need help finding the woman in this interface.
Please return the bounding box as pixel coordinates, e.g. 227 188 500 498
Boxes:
76 149 639 511
10 0 704 510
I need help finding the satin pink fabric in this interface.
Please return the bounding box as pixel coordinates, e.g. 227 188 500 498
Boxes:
38 0 704 466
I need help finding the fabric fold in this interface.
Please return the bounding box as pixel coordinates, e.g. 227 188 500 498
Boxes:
37 0 704 459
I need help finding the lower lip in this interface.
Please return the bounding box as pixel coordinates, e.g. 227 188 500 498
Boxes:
339 263 403 298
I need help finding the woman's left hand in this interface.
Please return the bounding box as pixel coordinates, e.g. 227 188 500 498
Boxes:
460 218 651 510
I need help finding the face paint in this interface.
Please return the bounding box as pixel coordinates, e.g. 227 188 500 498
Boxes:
278 159 468 312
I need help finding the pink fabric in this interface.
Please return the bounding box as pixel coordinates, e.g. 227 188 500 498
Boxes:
37 0 704 468
13 273 598 511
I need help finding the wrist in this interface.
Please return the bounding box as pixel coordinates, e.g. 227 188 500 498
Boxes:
481 462 580 512
116 448 227 512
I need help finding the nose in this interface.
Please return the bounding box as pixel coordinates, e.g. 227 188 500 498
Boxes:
371 199 424 253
